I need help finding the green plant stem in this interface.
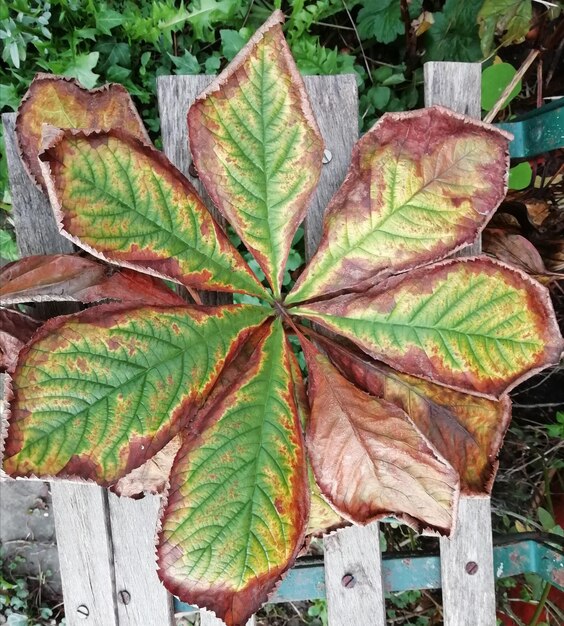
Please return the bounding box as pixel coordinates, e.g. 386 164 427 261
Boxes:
528 581 551 626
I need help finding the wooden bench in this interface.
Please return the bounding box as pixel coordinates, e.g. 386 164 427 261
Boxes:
3 62 562 626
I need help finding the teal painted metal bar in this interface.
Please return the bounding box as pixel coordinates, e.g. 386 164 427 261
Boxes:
496 97 564 159
174 536 563 613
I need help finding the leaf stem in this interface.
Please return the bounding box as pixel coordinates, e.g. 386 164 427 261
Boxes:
528 581 551 626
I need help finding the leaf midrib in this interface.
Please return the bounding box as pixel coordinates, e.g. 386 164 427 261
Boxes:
314 145 482 271
70 143 234 278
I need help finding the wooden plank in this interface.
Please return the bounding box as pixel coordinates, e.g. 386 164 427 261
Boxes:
302 74 358 257
2 115 74 258
424 62 497 626
108 492 174 626
299 75 386 625
51 485 118 626
3 111 120 626
157 74 227 307
200 611 256 626
424 61 482 257
438 497 496 625
324 524 386 626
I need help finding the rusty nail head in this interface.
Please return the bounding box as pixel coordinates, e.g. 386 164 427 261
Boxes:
188 162 199 178
118 589 131 605
465 561 478 575
341 573 356 588
77 604 89 618
322 149 332 164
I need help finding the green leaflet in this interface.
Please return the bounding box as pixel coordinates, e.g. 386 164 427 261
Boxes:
188 12 324 298
294 258 564 398
158 319 308 625
4 304 270 483
40 129 267 298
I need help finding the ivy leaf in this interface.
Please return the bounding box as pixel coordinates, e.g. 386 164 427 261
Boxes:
0 230 18 261
62 52 100 90
220 29 247 61
356 0 404 44
294 258 564 398
425 0 482 62
287 107 510 304
322 340 512 494
204 54 221 73
96 42 131 73
0 83 20 111
301 341 458 535
16 74 149 188
169 51 200 75
158 319 308 625
39 128 267 298
95 5 125 36
189 11 324 299
4 304 269 484
0 254 186 306
478 0 532 56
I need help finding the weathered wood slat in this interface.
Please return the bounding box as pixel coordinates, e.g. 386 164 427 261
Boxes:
301 74 358 257
2 115 73 258
51 485 118 626
424 61 497 626
324 524 386 626
299 75 387 626
157 75 228 307
3 112 121 626
108 492 174 626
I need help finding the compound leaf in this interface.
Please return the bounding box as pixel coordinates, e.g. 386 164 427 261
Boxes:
4 304 270 484
188 10 324 298
158 319 308 626
39 129 267 298
0 254 186 306
323 340 512 494
294 257 564 398
287 107 510 304
302 341 458 535
16 73 149 188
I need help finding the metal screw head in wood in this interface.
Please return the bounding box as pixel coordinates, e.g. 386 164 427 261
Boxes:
465 561 479 575
188 162 199 178
341 573 356 588
322 149 332 164
76 604 89 618
118 589 131 605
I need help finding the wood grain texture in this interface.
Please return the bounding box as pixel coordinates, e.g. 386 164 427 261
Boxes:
302 75 358 257
3 114 73 257
4 111 123 625
439 497 496 625
425 62 497 626
300 75 386 625
157 75 229 306
324 524 386 626
51 485 118 626
424 62 482 256
108 493 173 626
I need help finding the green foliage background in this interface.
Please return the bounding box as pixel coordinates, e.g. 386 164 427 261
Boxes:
1 0 541 213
